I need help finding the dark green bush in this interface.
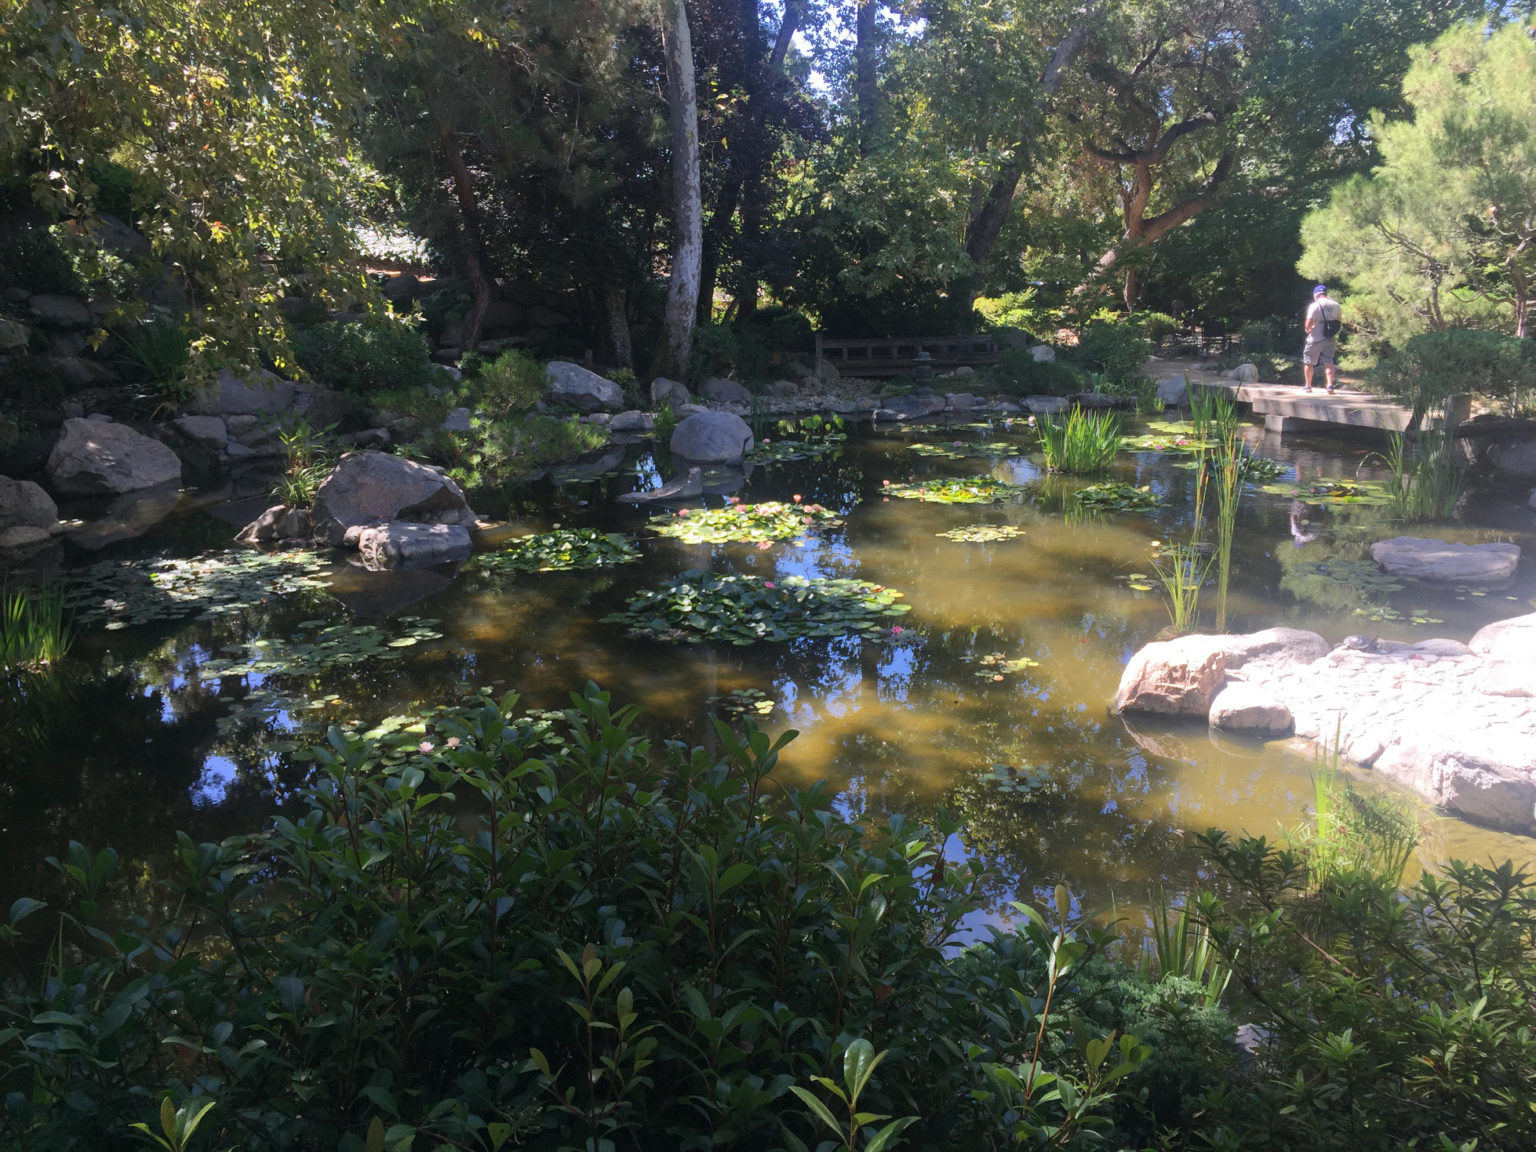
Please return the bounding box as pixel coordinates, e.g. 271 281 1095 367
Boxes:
688 319 740 383
0 222 83 296
1066 320 1151 389
1129 310 1179 346
291 315 433 395
1368 328 1536 428
116 318 193 403
989 349 1089 396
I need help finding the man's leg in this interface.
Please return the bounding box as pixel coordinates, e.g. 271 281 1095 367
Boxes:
1323 344 1338 392
1303 348 1315 391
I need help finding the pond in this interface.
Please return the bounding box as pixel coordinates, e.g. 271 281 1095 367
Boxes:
5 414 1536 931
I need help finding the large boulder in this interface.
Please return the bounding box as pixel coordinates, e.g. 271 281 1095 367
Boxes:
1028 345 1056 363
0 475 59 531
1155 374 1188 406
701 377 753 405
45 417 182 495
1221 627 1330 670
1469 612 1536 698
236 504 313 545
883 393 946 419
28 294 92 328
1113 634 1228 716
1370 536 1521 586
310 450 477 546
1023 396 1069 415
650 377 691 409
1232 363 1260 383
1486 439 1536 479
609 410 654 434
545 362 625 413
0 317 29 349
196 368 297 416
356 521 472 570
172 414 228 449
670 411 754 464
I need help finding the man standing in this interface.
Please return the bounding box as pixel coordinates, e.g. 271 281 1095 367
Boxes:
1303 285 1342 394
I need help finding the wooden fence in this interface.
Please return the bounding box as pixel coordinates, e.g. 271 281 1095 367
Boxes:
814 334 999 378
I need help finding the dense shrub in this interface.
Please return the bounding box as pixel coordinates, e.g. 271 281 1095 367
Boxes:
988 349 1088 396
291 315 433 394
1129 310 1178 346
1368 328 1536 429
0 221 83 296
464 348 544 418
1066 320 1151 389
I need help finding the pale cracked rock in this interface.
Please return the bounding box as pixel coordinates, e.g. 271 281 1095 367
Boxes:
1370 536 1521 586
1113 634 1228 717
1209 683 1293 734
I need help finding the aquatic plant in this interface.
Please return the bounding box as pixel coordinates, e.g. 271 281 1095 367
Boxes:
63 550 333 629
1071 482 1161 513
1259 478 1393 506
474 528 640 573
884 476 1026 503
649 500 841 544
603 570 909 644
1210 433 1244 631
746 415 847 464
269 417 335 509
1036 408 1122 473
0 584 73 673
964 650 1039 680
1236 454 1286 483
935 524 1025 543
1124 420 1213 454
906 439 1020 460
1378 429 1466 521
705 687 776 719
1188 388 1240 443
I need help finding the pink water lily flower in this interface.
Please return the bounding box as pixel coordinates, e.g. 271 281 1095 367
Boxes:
418 741 434 754
446 737 460 748
764 580 776 589
892 625 904 634
757 540 772 549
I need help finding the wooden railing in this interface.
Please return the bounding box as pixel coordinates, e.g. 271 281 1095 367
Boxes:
814 334 1000 378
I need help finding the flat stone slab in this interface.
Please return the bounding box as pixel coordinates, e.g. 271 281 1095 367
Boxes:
1370 536 1521 586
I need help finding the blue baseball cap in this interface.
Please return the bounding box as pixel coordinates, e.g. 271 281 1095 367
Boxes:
1313 284 1328 295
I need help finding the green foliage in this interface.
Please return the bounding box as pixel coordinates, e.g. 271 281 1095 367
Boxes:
688 320 740 383
1367 328 1536 428
62 549 332 629
269 417 335 510
1037 409 1122 474
117 318 194 405
883 476 1027 504
1378 429 1467 522
0 583 73 673
648 499 841 545
0 220 82 295
1129 310 1179 345
603 571 910 645
1067 321 1152 390
935 524 1026 543
291 315 432 395
474 528 639 574
988 350 1087 397
469 349 546 418
416 412 609 490
747 416 847 463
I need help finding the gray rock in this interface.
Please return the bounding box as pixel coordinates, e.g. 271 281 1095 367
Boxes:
650 377 691 409
1469 612 1536 659
197 368 296 416
1487 439 1536 479
225 442 255 460
813 358 842 383
767 380 799 398
311 450 477 546
85 412 114 423
46 417 182 495
701 377 753 405
884 393 946 419
28 294 92 328
0 524 52 551
1023 396 1069 415
225 414 260 435
610 410 654 434
1209 683 1293 734
1113 634 1229 716
441 407 474 433
1410 638 1475 658
63 481 182 549
1370 536 1521 586
173 414 228 449
85 213 151 256
617 467 704 503
356 521 473 570
670 411 754 464
945 393 978 410
549 446 625 484
1221 627 1330 670
1233 362 1260 383
0 475 59 530
584 412 611 426
0 317 30 349
1156 373 1188 406
1028 345 1056 363
545 361 624 413
235 504 313 545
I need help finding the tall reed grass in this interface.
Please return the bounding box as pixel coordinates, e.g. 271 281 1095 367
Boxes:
1189 387 1240 443
1037 408 1122 473
1210 431 1243 631
1296 723 1419 888
1380 429 1466 521
1133 889 1233 1009
0 584 74 673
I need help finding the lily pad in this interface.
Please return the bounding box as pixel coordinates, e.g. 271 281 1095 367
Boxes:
64 549 334 629
649 500 842 545
906 440 1022 460
745 439 843 464
884 476 1027 504
981 763 1057 797
705 687 777 719
936 524 1026 543
964 650 1040 680
1260 479 1394 506
474 528 640 574
602 569 911 645
1071 482 1161 513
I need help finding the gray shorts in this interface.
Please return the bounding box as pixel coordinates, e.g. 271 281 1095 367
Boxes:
1302 339 1336 366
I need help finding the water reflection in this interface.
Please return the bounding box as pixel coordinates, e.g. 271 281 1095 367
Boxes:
4 420 1535 920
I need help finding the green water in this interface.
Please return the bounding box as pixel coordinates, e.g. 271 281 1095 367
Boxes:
4 417 1535 927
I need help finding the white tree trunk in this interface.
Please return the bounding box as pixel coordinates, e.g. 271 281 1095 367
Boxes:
658 0 703 382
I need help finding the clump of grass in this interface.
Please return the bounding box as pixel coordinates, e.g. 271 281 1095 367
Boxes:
1134 889 1233 1009
1379 429 1466 521
1189 388 1240 443
1210 431 1243 632
1 584 74 673
270 417 335 510
1297 723 1420 888
1037 408 1121 473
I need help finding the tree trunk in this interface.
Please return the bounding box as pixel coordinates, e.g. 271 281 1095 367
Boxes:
657 0 703 383
440 129 490 352
855 0 880 155
601 282 633 371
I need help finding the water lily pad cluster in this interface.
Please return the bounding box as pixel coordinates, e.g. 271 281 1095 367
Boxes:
1261 480 1392 506
1353 605 1444 625
1306 558 1405 597
1116 572 1159 593
201 618 446 730
474 528 640 574
981 763 1057 797
649 500 842 544
936 524 1025 543
884 476 1027 504
705 688 776 719
1071 482 1161 513
745 439 843 464
603 570 910 645
905 440 1021 460
965 651 1039 680
1237 455 1286 483
65 550 333 629
1124 421 1211 453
